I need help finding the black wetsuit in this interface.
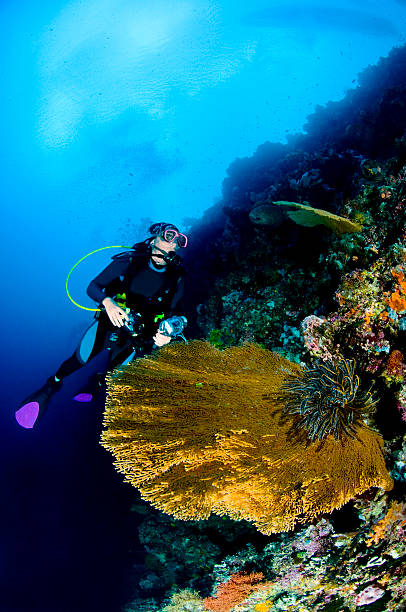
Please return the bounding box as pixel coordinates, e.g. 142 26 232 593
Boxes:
55 243 184 380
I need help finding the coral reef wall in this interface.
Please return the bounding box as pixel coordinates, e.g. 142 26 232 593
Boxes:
118 46 406 611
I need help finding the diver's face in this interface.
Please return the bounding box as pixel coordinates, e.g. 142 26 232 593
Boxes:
150 235 178 265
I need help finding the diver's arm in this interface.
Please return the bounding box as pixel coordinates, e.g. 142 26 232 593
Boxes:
152 277 185 347
102 297 130 327
168 276 184 315
87 259 131 327
86 259 129 303
153 331 171 347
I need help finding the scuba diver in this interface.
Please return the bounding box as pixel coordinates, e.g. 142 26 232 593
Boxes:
15 222 188 429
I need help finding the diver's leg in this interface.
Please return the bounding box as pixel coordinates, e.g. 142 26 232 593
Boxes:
54 352 83 380
73 333 137 402
15 374 64 429
53 317 111 380
51 318 113 386
15 319 112 427
72 321 119 402
15 348 86 428
75 345 137 402
107 344 138 370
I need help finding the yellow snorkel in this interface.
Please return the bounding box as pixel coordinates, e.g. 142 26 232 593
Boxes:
65 245 131 312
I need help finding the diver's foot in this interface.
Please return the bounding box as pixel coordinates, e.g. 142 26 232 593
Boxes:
73 373 106 403
15 376 63 429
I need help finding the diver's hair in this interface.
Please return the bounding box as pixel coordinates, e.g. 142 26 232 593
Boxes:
148 222 180 236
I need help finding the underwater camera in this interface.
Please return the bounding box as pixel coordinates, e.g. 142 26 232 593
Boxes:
124 313 187 342
124 311 144 336
158 315 187 340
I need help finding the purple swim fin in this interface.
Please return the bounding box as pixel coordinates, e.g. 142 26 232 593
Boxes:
15 401 41 429
15 377 62 429
73 373 106 403
72 392 93 403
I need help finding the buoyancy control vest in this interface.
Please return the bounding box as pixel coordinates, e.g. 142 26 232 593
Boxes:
103 240 185 318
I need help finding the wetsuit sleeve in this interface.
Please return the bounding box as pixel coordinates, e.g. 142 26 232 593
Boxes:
169 276 184 313
86 259 129 304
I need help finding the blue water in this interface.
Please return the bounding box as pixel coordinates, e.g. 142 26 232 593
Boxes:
1 1 406 610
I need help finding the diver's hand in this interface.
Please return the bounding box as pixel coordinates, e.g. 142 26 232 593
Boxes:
153 331 171 347
102 297 130 327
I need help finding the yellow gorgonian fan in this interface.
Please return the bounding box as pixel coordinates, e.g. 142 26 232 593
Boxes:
100 341 392 534
253 200 363 234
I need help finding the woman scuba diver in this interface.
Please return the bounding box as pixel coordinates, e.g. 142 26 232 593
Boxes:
15 222 188 429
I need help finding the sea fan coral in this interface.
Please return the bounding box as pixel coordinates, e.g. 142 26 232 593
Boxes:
365 500 406 546
278 359 377 441
269 200 362 234
101 341 393 534
203 572 267 612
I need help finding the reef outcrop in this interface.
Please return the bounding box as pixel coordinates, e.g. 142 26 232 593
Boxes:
115 45 406 612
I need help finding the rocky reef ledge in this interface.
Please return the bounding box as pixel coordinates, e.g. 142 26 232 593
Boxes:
121 45 406 612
